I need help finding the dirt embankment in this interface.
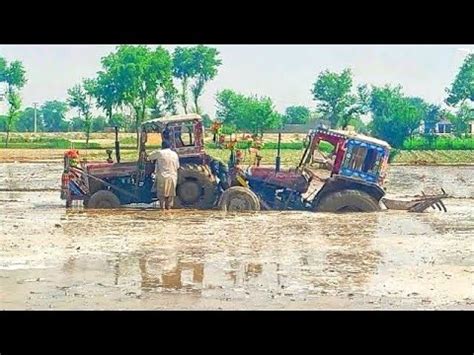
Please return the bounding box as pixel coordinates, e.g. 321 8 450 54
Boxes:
1 148 473 166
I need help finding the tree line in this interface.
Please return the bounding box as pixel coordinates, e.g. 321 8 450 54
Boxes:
0 45 222 147
1 48 472 149
215 53 473 148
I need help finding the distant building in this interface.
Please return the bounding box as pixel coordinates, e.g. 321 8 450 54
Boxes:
419 118 453 135
436 119 453 134
469 120 474 134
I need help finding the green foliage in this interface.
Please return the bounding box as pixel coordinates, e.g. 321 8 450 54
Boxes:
108 113 127 130
71 117 84 131
0 115 6 131
446 53 474 106
16 107 44 132
283 106 311 124
67 83 93 144
403 135 474 150
216 89 282 135
451 103 474 137
205 140 333 152
172 46 195 114
92 116 107 132
423 105 441 134
220 123 236 135
369 85 428 148
173 46 222 114
201 113 213 128
311 69 369 129
2 60 27 89
101 45 174 144
41 100 68 132
0 57 27 146
189 45 222 114
346 116 368 134
0 135 101 149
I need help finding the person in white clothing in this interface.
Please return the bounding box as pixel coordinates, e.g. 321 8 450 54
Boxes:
148 141 180 210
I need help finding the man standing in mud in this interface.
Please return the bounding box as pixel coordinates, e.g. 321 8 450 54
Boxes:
148 141 180 210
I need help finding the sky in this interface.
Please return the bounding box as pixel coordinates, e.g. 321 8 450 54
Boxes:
0 45 472 118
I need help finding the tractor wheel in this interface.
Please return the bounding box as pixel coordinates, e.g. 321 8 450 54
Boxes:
86 190 121 209
218 186 261 212
175 164 218 209
315 189 381 213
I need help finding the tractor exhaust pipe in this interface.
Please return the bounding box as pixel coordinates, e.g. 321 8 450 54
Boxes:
275 131 281 172
114 126 121 163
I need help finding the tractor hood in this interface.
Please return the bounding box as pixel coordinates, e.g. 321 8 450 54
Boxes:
82 162 142 178
246 166 310 193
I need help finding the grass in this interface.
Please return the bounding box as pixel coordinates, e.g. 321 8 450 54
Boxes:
1 132 473 165
403 136 474 150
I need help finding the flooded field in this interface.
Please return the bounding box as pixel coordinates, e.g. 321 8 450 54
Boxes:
0 163 473 309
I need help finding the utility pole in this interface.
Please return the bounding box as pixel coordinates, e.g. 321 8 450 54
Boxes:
33 102 38 133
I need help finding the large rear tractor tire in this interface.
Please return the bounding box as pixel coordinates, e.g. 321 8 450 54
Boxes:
86 190 121 209
175 164 219 209
218 186 261 212
315 189 381 213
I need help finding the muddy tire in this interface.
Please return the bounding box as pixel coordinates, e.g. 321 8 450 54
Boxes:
175 164 218 209
315 189 381 213
86 190 121 209
218 186 261 212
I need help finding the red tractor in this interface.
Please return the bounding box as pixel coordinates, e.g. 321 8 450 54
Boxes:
219 128 391 212
61 114 229 209
61 115 446 212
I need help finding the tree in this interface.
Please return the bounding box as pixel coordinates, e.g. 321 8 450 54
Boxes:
422 105 441 134
92 116 107 132
108 112 126 130
172 47 196 114
201 113 213 128
346 116 368 134
216 89 282 135
189 45 222 114
4 91 22 147
451 103 473 137
283 106 311 124
0 58 27 147
101 45 174 146
446 53 473 106
41 100 68 132
16 107 44 132
67 83 93 144
369 85 428 148
70 116 84 132
86 72 118 124
149 79 178 118
311 68 355 128
0 115 7 131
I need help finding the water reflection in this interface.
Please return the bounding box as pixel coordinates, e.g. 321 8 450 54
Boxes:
319 214 381 292
56 198 470 303
138 256 204 293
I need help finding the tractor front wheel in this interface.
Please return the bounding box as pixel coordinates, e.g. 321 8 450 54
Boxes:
315 189 381 213
86 190 121 209
218 186 261 212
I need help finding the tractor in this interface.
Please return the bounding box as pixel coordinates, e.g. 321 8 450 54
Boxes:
60 114 446 213
61 114 228 209
220 127 447 213
219 127 391 212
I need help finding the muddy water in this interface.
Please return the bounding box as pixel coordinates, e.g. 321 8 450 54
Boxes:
0 163 473 309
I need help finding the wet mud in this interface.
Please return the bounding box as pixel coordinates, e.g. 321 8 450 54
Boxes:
0 163 473 309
